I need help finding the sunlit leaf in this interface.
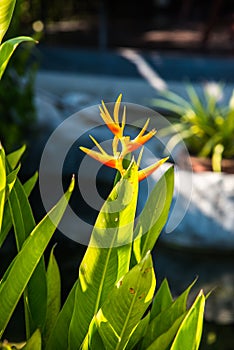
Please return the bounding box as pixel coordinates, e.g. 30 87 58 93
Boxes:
0 36 35 79
45 282 77 350
150 279 173 320
133 166 174 263
23 172 38 197
0 0 16 43
170 290 205 350
7 144 26 169
141 280 196 349
44 247 61 344
0 144 6 232
6 161 47 337
22 329 42 350
0 172 38 248
125 313 150 350
0 177 74 338
96 252 156 350
68 163 139 349
142 313 185 350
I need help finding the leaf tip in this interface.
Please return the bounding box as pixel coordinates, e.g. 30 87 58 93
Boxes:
69 175 75 192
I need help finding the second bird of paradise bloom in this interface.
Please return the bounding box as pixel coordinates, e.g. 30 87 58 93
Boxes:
80 94 168 181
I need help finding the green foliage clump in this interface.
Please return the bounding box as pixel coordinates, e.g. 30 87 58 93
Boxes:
153 84 234 172
0 0 37 152
0 53 37 152
0 144 205 350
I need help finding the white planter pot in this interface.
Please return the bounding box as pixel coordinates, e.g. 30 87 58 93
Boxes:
159 166 234 252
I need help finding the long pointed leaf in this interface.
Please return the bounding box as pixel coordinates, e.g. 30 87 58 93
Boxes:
7 144 26 169
23 329 42 350
6 165 47 337
44 247 61 345
0 172 38 248
0 0 16 43
68 163 139 349
133 166 174 263
170 290 205 350
6 164 20 196
95 252 156 350
82 316 105 350
0 177 74 338
143 313 186 350
23 172 38 197
0 36 35 79
150 279 173 320
125 313 150 350
141 280 196 349
0 144 6 232
45 281 78 350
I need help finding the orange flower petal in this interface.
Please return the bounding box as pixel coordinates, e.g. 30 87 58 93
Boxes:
138 157 169 181
125 129 156 154
99 101 122 137
114 93 122 124
80 147 117 169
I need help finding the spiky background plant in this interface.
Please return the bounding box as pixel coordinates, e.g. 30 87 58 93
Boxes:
153 84 234 172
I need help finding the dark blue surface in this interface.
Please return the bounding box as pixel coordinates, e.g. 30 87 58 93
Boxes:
38 45 234 82
37 46 139 77
145 54 234 82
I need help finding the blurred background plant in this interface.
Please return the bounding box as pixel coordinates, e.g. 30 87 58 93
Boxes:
0 0 40 153
153 83 234 172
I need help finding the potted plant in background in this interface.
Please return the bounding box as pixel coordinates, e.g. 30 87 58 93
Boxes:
153 83 234 173
151 83 234 250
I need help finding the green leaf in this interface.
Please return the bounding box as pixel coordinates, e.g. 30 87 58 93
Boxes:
82 317 105 350
95 252 156 350
186 84 206 118
23 172 38 197
7 144 26 169
0 177 74 338
8 178 28 249
45 281 77 350
6 164 20 197
158 89 193 110
0 0 16 43
133 166 174 264
0 172 38 248
44 247 61 345
68 163 139 349
22 329 42 350
151 99 187 116
0 144 6 232
212 143 224 172
0 36 35 79
150 279 173 320
143 313 186 350
141 280 196 349
170 290 205 350
125 313 150 350
6 162 47 337
0 164 20 246
0 199 12 248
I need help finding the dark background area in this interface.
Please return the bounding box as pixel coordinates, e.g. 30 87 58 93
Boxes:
14 0 234 54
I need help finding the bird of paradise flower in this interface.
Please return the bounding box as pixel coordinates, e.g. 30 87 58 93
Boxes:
80 94 168 181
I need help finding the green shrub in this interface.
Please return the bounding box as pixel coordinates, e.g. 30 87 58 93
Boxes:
0 103 205 349
0 2 205 348
0 0 37 152
153 84 234 172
